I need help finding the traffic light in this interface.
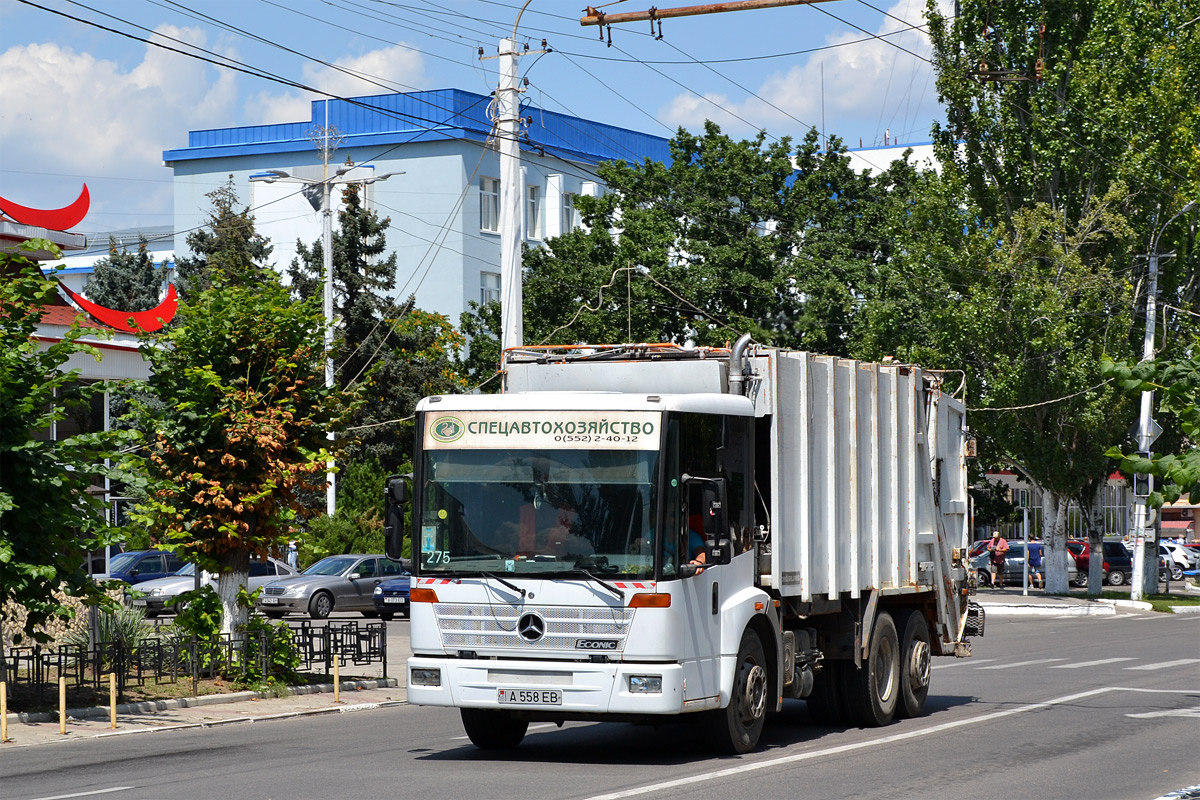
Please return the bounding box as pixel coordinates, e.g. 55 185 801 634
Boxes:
1132 452 1153 497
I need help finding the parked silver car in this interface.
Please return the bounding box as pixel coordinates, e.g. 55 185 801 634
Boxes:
255 554 407 619
131 557 298 617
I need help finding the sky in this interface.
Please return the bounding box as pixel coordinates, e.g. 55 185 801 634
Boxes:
0 0 951 235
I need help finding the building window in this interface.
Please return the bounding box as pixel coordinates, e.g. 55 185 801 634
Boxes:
527 185 541 240
480 177 500 232
480 271 501 305
562 192 577 232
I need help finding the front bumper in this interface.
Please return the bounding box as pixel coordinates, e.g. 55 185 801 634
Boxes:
256 596 308 613
407 656 689 715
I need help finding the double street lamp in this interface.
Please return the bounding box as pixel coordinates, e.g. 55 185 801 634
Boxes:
250 166 401 516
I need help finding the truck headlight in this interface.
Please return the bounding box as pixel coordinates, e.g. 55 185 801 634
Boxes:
411 668 441 686
628 675 662 693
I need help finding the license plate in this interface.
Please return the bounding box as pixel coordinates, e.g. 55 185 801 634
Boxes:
383 597 407 604
131 598 147 606
498 688 562 705
260 596 280 605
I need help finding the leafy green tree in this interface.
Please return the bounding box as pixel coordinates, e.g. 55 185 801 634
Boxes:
129 271 348 637
1104 343 1200 506
83 236 163 312
0 243 133 660
465 124 884 364
175 176 274 300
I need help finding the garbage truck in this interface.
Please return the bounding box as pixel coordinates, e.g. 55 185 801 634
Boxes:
384 336 983 753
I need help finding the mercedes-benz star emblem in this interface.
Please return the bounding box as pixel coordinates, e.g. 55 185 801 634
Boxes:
517 612 545 642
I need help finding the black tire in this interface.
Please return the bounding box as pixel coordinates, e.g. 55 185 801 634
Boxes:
460 708 528 749
806 660 846 725
976 569 993 587
842 611 900 727
1073 571 1089 588
378 611 395 622
704 628 769 754
1170 564 1184 581
1107 569 1126 586
264 611 285 620
308 591 333 619
895 610 931 719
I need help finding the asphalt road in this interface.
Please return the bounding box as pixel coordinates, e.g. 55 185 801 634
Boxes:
3 612 1197 800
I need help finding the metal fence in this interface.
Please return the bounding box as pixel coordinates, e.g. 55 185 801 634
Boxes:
1 621 386 709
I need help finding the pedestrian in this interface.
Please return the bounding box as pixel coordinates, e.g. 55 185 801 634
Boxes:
1027 540 1044 589
986 530 1009 588
287 539 299 570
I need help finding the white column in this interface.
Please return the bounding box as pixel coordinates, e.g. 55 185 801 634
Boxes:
545 174 563 239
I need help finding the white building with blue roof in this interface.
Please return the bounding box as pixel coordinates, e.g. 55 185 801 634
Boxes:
163 89 670 326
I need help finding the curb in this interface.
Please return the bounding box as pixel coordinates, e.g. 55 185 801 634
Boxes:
5 677 399 726
1105 599 1154 611
978 602 1117 616
1168 605 1200 615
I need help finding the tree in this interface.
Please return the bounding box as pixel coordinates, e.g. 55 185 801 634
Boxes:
175 176 274 300
1103 344 1200 506
130 270 348 638
0 243 133 659
290 181 466 475
464 124 885 362
83 236 163 312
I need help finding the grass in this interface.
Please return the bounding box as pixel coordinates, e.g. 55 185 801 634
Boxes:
1065 587 1200 613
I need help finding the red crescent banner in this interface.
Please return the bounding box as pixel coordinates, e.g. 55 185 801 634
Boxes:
59 282 178 333
0 185 91 231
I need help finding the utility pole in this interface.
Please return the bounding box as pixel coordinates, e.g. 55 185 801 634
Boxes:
1130 200 1196 601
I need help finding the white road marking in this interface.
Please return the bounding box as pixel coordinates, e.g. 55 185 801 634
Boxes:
450 722 559 741
585 688 1199 800
27 789 132 800
976 658 1065 670
1125 659 1200 671
1127 705 1200 719
1049 658 1137 669
932 658 995 670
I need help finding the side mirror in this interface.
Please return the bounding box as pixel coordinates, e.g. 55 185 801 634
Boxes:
388 476 409 504
384 474 410 561
348 572 362 580
705 539 732 566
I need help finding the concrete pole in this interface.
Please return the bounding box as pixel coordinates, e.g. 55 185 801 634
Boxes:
322 176 336 517
498 37 524 354
1129 255 1158 600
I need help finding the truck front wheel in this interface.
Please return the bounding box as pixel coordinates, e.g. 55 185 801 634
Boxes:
706 628 768 754
460 708 528 749
895 609 931 719
844 610 900 727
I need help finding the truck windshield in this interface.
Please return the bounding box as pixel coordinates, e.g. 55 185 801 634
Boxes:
418 448 658 578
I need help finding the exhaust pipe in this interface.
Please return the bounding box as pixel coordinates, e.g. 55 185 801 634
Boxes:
728 333 753 396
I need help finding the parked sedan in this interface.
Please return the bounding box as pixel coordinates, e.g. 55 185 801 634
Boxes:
256 554 407 620
970 542 1077 588
372 572 412 621
131 557 297 617
99 549 186 585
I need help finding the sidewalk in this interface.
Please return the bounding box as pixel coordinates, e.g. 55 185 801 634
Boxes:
972 586 1183 616
1 678 407 749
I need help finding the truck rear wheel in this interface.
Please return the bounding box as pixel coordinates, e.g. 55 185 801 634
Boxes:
705 628 768 754
894 609 931 719
843 610 900 727
460 708 528 749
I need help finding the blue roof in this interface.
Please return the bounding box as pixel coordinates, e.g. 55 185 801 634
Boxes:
163 89 670 167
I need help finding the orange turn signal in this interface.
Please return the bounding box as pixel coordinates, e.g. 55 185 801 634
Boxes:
410 587 439 603
629 593 671 608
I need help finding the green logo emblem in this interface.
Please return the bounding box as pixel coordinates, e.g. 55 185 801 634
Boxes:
430 416 465 443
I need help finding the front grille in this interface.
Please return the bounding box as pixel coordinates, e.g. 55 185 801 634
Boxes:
264 587 285 596
434 604 633 652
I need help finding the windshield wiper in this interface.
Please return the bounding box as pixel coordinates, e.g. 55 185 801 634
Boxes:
570 569 625 602
479 571 527 599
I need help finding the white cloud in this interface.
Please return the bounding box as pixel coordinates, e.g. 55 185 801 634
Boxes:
0 25 237 226
250 44 428 125
656 0 951 146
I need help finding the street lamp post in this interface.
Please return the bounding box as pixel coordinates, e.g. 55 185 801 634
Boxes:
249 167 401 516
1130 199 1196 600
